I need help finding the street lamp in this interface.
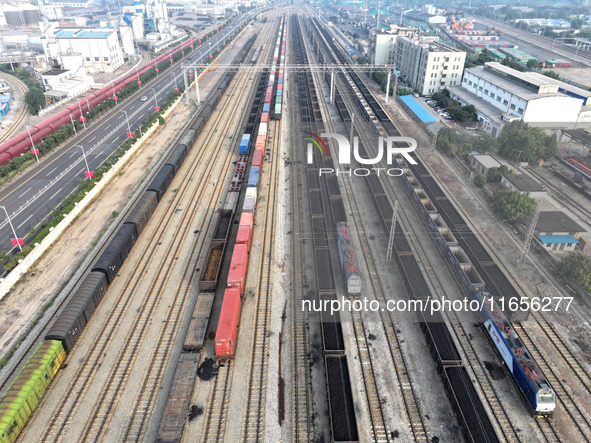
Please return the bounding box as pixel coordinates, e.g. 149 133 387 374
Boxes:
1 205 22 251
69 114 77 135
77 101 86 129
26 126 39 162
121 111 133 137
111 80 118 105
150 88 160 111
75 145 93 178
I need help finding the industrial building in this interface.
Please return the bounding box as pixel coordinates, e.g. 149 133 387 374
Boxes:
394 36 466 95
0 2 40 26
534 211 586 253
468 153 502 176
501 173 546 197
41 27 129 73
451 62 591 136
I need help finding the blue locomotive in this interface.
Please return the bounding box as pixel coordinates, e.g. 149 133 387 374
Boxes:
473 292 556 416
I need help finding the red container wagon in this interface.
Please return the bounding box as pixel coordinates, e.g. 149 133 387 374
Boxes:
252 150 263 167
236 225 252 250
261 112 269 123
7 140 32 158
227 243 248 294
239 212 253 230
32 127 53 145
255 135 266 152
215 288 241 357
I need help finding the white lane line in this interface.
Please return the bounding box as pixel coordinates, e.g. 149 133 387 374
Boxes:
88 135 97 142
49 188 62 200
17 214 34 229
18 187 32 198
46 167 57 177
69 151 77 158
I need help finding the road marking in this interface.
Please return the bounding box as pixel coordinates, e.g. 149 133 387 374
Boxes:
49 188 62 200
18 187 32 198
46 167 57 176
89 135 97 142
17 214 34 229
69 151 77 158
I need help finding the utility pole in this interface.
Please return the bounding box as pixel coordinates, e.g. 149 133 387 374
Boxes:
386 200 399 262
518 200 542 264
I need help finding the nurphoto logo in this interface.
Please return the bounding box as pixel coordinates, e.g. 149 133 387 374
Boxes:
305 132 419 176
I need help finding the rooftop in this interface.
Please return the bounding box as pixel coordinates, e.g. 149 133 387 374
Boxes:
466 65 551 101
449 86 504 124
42 69 69 76
502 173 545 192
538 235 579 244
536 211 586 234
55 28 113 39
470 153 502 169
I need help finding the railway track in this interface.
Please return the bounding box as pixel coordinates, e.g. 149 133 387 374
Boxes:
527 167 591 223
307 17 429 442
200 362 235 442
240 117 281 441
37 67 254 442
288 85 315 441
0 74 27 144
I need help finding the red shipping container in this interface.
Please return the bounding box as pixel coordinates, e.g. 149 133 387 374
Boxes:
252 150 263 167
277 84 283 91
266 86 273 95
236 225 252 249
261 112 269 123
239 212 253 230
227 244 248 294
255 134 266 152
215 288 241 356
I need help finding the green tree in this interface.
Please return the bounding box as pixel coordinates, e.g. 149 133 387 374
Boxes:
474 172 486 188
492 190 537 224
356 56 368 64
559 252 591 292
25 88 46 115
498 120 557 162
435 127 461 155
453 104 477 122
543 70 560 80
472 132 498 154
571 18 584 30
396 86 412 96
526 59 539 69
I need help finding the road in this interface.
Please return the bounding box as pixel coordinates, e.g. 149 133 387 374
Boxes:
0 13 252 256
471 16 591 67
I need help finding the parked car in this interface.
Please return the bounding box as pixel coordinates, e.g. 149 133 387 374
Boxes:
466 126 479 131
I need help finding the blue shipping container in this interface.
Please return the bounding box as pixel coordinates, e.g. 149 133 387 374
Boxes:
240 141 249 155
263 103 270 113
277 90 283 97
248 166 260 187
278 79 283 84
242 134 251 142
267 80 274 87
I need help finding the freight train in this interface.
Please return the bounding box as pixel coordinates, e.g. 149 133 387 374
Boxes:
0 36 256 443
214 16 286 357
0 16 247 166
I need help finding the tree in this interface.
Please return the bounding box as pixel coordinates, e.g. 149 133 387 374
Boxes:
25 88 46 115
492 191 537 224
435 127 461 155
571 18 584 30
559 253 591 292
453 104 477 122
498 120 557 162
472 132 498 154
474 172 486 188
356 56 368 64
526 59 539 69
543 70 560 80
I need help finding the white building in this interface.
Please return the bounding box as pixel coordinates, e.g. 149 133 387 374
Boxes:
45 0 94 8
0 2 40 26
369 25 420 64
455 62 588 133
394 36 466 95
42 27 125 73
